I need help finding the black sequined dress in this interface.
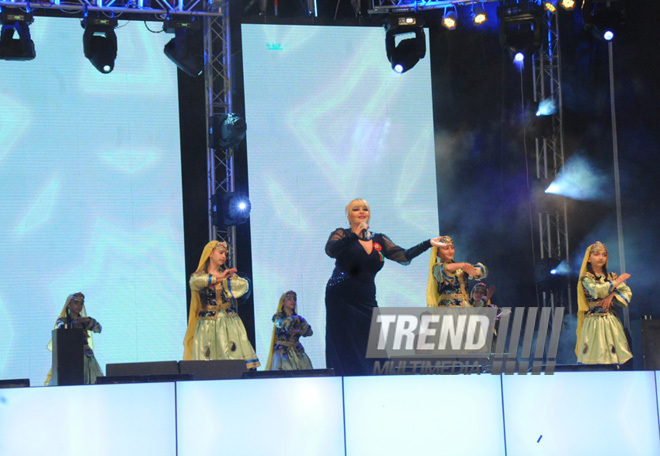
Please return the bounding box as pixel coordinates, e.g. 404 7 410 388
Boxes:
324 228 430 376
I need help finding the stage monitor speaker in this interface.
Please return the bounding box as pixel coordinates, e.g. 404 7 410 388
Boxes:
106 361 180 378
52 328 85 386
242 369 335 379
641 319 660 370
96 373 193 384
178 360 247 380
0 378 30 388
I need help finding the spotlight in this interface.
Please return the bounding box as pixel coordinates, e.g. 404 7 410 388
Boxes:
212 192 251 227
442 10 457 30
0 9 35 61
559 0 576 11
472 4 487 26
210 113 247 149
385 15 426 74
582 0 625 42
498 3 542 60
535 257 562 292
543 0 557 13
163 15 204 77
82 16 118 74
536 98 557 116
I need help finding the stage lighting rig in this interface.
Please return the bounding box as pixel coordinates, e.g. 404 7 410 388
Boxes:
472 3 487 26
212 191 251 227
385 14 426 74
559 0 576 11
543 0 557 14
211 113 247 149
163 15 204 77
582 0 625 42
498 2 542 61
81 15 118 74
441 9 457 30
0 9 36 61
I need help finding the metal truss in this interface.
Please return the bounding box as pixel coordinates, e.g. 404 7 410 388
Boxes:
0 0 223 17
532 11 571 313
369 0 500 14
204 8 237 266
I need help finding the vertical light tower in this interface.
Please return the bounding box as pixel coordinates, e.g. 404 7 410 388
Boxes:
532 4 571 313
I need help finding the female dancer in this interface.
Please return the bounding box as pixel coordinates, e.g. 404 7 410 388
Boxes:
183 240 259 369
426 236 487 307
575 241 632 365
266 290 313 370
45 292 103 385
325 198 439 376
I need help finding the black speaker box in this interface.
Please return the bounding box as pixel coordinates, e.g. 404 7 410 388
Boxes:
641 319 660 370
242 369 335 379
96 373 192 384
52 328 85 386
106 361 180 377
178 360 247 380
0 378 30 388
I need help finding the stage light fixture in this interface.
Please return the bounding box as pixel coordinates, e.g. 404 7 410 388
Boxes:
442 10 457 30
543 0 557 13
559 0 576 11
212 191 251 227
0 9 36 61
535 257 562 292
472 4 487 26
385 14 426 74
582 0 625 42
210 113 247 149
498 3 542 60
163 15 204 77
82 16 118 74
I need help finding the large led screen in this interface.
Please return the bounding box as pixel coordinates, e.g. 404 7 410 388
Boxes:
0 17 186 386
242 23 439 369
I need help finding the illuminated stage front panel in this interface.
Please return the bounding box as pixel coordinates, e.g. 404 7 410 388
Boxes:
343 375 506 455
176 377 345 456
502 371 660 455
0 382 177 456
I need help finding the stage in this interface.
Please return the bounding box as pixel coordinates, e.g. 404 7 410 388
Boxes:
1 371 659 455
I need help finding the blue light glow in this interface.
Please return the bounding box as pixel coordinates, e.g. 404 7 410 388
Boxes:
604 30 614 41
514 52 524 63
394 64 404 73
536 99 557 117
544 154 608 201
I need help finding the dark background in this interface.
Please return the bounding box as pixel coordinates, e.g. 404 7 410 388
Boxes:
179 0 660 365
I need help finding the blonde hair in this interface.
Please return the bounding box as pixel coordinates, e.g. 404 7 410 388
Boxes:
345 198 370 220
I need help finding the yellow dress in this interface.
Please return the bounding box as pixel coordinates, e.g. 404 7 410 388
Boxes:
577 272 632 365
188 272 260 368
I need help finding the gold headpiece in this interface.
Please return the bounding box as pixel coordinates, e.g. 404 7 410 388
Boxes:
438 236 454 246
589 241 607 254
214 241 229 252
